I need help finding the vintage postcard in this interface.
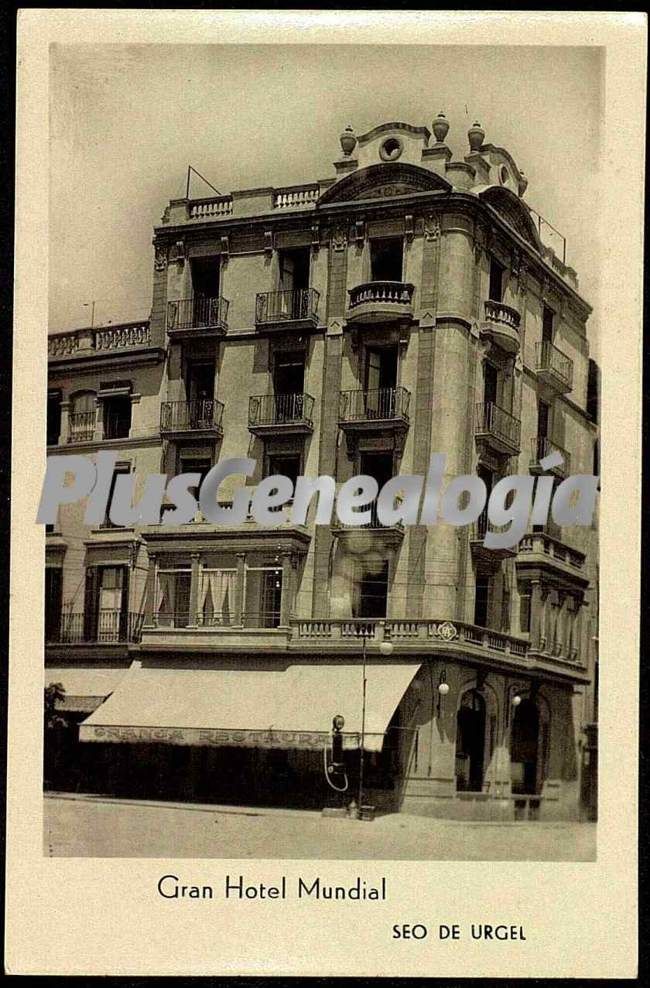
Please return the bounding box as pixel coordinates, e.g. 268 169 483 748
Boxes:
6 9 644 979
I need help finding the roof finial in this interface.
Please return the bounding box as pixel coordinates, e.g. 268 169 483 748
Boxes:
432 111 449 145
468 120 485 152
339 125 357 157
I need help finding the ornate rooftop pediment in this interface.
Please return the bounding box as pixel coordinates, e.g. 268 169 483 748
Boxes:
317 162 451 206
478 185 543 252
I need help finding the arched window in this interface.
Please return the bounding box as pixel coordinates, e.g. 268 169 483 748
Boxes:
68 391 96 443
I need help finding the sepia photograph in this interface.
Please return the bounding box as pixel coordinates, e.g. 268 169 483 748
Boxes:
41 40 603 862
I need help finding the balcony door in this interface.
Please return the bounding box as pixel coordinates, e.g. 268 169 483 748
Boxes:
364 346 397 417
84 565 129 641
483 361 498 407
489 257 504 302
273 352 305 421
186 361 215 428
277 248 310 319
370 238 403 282
359 452 393 526
190 257 221 328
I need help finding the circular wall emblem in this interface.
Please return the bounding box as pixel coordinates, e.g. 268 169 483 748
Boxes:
379 136 403 162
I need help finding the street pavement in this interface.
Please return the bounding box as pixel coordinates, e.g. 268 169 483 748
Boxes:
44 793 597 860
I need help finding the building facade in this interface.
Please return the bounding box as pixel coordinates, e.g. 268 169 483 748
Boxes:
45 117 599 820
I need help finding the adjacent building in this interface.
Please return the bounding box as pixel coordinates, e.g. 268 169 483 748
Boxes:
45 116 599 820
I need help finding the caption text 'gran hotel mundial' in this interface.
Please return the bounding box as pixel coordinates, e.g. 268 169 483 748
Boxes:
36 452 599 550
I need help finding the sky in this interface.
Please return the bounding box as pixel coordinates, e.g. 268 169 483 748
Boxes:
50 43 602 346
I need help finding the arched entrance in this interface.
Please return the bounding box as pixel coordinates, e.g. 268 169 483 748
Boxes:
510 698 541 795
455 690 487 792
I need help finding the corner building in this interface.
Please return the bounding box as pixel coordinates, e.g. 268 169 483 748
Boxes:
45 118 599 821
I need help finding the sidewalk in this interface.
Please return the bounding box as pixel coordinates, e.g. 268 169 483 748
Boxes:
44 793 597 860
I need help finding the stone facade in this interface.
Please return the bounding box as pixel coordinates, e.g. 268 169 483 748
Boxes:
45 119 599 820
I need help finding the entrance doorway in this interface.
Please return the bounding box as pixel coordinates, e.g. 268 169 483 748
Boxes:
510 698 541 795
455 689 487 791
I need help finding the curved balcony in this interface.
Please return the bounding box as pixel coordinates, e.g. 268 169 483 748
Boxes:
480 299 521 353
347 281 414 324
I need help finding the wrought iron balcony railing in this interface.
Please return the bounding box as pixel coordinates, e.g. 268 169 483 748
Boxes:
248 392 314 428
474 401 521 452
255 288 320 326
46 610 144 644
535 340 573 391
530 436 570 477
67 411 96 443
160 399 224 435
338 387 411 424
166 296 229 334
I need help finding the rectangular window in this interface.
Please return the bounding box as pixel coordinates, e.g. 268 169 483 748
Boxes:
542 304 555 343
47 391 62 446
156 568 192 628
191 256 220 299
278 247 310 293
267 454 301 487
101 463 131 529
519 592 531 634
489 258 504 302
353 560 389 618
243 566 283 628
483 362 498 406
103 395 132 440
273 353 305 395
370 238 403 282
474 574 490 628
45 567 62 642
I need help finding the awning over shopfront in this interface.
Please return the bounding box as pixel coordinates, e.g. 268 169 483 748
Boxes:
78 658 422 752
44 666 128 713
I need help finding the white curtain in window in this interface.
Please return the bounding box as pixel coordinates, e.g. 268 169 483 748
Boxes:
200 570 235 625
157 572 176 623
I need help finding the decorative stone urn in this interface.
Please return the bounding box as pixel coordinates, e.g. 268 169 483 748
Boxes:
468 121 485 151
340 125 357 157
432 112 449 144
